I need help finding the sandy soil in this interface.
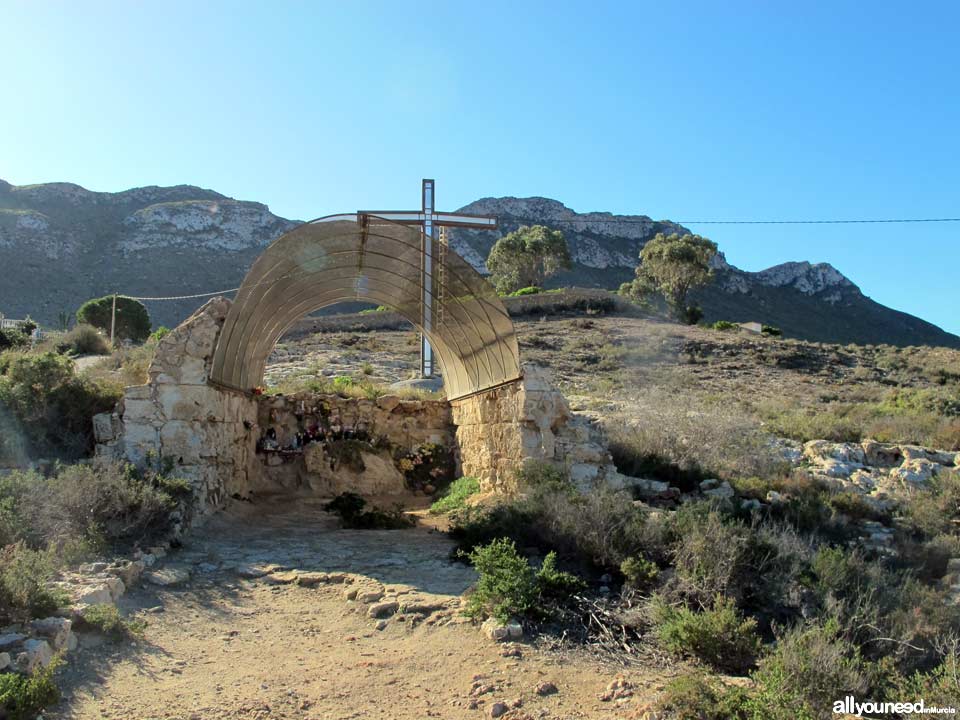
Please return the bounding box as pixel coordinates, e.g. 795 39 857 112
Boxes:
48 498 673 720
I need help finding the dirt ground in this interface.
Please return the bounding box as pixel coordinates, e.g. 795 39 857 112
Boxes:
48 498 674 720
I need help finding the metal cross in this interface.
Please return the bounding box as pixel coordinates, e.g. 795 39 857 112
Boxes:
358 179 498 379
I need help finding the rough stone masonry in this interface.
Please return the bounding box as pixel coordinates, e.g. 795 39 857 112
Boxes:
94 297 621 522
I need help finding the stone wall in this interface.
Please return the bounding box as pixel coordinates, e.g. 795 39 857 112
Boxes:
95 298 260 517
450 365 619 494
95 297 621 515
252 393 454 497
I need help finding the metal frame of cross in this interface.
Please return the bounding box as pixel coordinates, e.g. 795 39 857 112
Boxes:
357 179 498 379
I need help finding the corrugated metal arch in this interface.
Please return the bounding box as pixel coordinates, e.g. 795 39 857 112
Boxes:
209 216 521 400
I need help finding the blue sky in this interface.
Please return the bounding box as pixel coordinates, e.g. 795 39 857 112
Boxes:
2 1 958 335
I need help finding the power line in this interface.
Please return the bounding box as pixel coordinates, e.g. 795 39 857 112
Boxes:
505 216 960 226
112 213 960 302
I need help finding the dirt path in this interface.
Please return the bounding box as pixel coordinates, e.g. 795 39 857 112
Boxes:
49 498 672 720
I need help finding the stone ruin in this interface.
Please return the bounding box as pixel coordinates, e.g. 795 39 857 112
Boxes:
94 297 620 524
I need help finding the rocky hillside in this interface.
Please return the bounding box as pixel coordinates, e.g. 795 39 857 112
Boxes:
0 179 298 328
1 179 957 347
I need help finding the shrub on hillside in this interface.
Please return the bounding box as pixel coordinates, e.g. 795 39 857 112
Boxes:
652 594 762 673
0 462 183 554
0 543 67 622
749 622 873 720
761 325 782 336
0 327 29 351
79 603 146 640
450 482 649 572
505 286 542 297
0 351 121 461
654 672 751 720
429 476 480 514
711 320 741 331
464 538 584 622
606 391 789 489
0 655 61 720
57 323 110 356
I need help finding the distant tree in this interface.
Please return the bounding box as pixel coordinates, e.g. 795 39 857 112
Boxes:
19 316 37 336
76 295 151 343
621 233 717 324
486 225 572 294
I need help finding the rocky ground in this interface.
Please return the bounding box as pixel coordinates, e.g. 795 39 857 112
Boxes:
48 498 673 720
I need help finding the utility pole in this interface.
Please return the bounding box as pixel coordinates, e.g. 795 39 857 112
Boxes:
110 293 117 348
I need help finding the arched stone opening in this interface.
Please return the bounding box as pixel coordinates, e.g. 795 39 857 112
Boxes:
93 216 619 525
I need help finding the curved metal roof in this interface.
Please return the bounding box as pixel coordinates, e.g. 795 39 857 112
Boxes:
209 215 521 399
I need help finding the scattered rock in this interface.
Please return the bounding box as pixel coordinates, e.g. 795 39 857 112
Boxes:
0 652 9 671
600 675 633 702
16 639 53 673
0 633 26 652
30 617 73 651
481 617 523 642
73 583 115 606
145 566 191 586
536 681 558 696
368 600 399 619
235 563 277 579
490 702 509 718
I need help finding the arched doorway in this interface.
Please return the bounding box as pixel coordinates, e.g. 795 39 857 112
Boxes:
210 215 521 400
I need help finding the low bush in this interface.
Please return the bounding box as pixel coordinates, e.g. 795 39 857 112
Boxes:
505 286 542 297
761 325 782 336
464 538 584 622
429 476 480 514
749 622 873 720
464 538 538 622
148 326 171 342
711 320 741 331
0 351 121 461
0 543 67 622
323 492 413 529
80 603 146 640
2 463 179 551
0 327 29 351
58 323 110 356
450 482 648 572
0 655 61 720
605 392 788 489
620 556 659 591
655 672 750 720
652 594 761 674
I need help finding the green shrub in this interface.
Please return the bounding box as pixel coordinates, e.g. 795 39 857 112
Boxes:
897 647 960 709
749 622 872 720
0 351 122 460
535 550 586 601
0 543 67 622
332 375 355 392
711 320 741 331
76 295 151 342
761 325 782 336
465 538 538 622
80 603 146 639
505 286 543 297
620 556 659 590
655 672 751 720
148 326 170 342
464 538 584 622
515 461 571 490
0 655 61 720
652 594 761 674
430 476 480 514
0 327 29 351
58 323 110 356
322 492 413 529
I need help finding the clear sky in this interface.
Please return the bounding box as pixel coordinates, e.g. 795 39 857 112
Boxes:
2 1 958 334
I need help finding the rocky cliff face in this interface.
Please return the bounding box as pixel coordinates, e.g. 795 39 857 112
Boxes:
1 179 956 348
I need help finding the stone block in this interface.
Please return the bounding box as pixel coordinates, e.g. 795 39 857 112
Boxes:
16 639 53 673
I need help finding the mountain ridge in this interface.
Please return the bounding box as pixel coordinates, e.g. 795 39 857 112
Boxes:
0 179 956 348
